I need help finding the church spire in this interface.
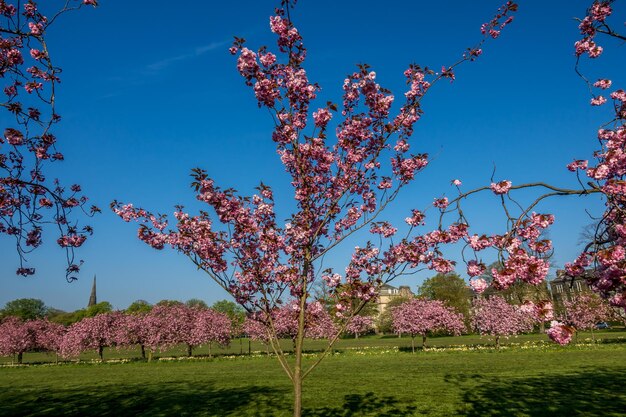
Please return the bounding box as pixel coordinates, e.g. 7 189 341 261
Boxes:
88 275 97 307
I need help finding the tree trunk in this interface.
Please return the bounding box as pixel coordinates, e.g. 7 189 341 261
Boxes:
148 350 153 362
495 335 500 349
240 337 243 355
17 352 23 364
411 336 415 353
591 327 595 343
355 333 359 340
539 321 545 334
422 335 427 350
187 344 193 357
140 344 146 360
98 345 104 361
208 342 212 358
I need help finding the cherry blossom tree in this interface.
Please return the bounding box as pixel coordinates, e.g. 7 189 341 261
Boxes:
563 292 613 341
60 311 122 360
112 2 518 414
392 299 465 352
0 316 35 363
0 0 99 279
471 296 532 348
29 317 65 361
243 313 272 355
188 307 232 358
111 312 151 359
344 315 374 339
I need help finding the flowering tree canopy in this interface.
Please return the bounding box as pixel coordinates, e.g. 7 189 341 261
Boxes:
345 315 374 339
392 298 465 351
564 292 613 332
0 0 99 279
472 296 533 347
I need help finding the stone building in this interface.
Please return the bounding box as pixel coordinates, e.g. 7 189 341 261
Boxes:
550 269 592 308
376 284 414 314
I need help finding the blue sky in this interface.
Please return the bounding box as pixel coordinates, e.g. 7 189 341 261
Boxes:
1 0 623 311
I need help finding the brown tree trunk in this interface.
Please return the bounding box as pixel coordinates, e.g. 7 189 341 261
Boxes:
140 344 146 360
17 352 23 364
495 335 500 349
148 350 153 362
208 342 212 358
422 334 427 350
187 344 193 357
98 345 104 361
411 336 415 353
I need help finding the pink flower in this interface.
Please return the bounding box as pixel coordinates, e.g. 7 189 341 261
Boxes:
610 89 626 102
490 180 512 195
593 79 612 89
28 22 43 35
469 278 488 293
433 197 449 209
546 321 574 345
566 159 588 172
451 179 462 186
590 96 607 106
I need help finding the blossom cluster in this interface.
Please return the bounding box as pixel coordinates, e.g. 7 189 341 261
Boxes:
0 0 99 278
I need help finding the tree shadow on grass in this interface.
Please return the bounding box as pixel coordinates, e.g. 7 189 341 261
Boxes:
445 368 626 416
304 392 417 417
0 382 290 416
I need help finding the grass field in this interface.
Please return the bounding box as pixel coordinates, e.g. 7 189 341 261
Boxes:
1 331 626 416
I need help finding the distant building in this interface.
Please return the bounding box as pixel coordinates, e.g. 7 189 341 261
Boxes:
377 284 413 314
88 275 97 307
550 269 592 308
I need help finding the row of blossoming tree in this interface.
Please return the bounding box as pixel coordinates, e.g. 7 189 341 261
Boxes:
3 0 626 415
0 304 232 363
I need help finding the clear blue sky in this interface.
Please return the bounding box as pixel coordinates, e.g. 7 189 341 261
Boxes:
1 0 623 312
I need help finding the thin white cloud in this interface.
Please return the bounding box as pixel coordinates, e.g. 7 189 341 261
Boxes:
146 40 229 72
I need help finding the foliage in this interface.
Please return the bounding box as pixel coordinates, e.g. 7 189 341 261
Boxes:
418 273 472 321
125 300 153 315
186 299 209 309
1 298 47 320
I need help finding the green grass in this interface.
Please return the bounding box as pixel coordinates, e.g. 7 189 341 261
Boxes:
1 334 626 416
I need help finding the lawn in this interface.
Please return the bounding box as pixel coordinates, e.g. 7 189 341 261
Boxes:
1 333 625 416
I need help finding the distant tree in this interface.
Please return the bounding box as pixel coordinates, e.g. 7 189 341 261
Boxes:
1 298 47 320
0 317 36 363
112 313 150 359
563 293 612 342
392 299 465 352
29 318 66 361
472 296 533 348
126 300 153 315
189 308 232 357
185 299 208 309
84 302 113 318
60 311 122 360
345 315 374 339
155 300 183 307
418 273 472 322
